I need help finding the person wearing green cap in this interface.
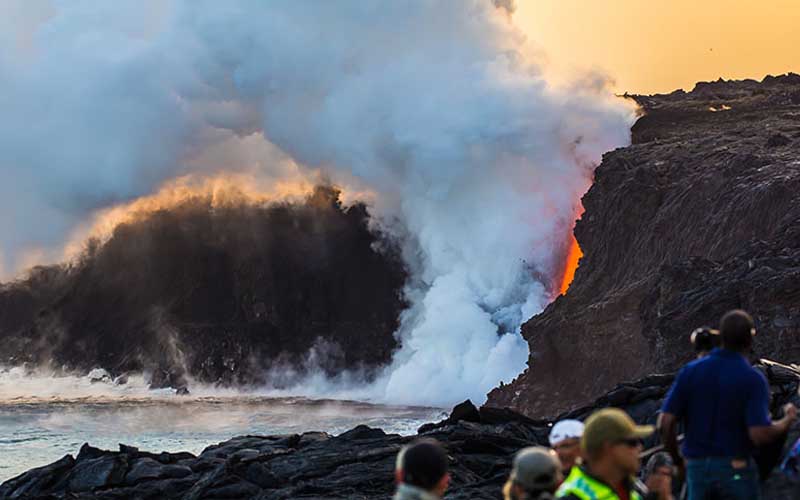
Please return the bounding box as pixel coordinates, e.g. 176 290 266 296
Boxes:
556 408 656 500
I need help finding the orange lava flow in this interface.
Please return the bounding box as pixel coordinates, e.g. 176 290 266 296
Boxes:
559 232 583 295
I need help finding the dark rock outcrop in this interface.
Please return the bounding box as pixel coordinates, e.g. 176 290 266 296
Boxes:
3 360 799 499
488 73 800 417
0 186 406 388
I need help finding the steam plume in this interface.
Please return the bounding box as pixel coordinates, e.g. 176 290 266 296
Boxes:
0 0 635 405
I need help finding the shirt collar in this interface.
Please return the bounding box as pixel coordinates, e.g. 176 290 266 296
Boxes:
711 347 748 360
394 483 441 500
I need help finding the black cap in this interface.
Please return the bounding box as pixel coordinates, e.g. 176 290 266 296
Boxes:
690 326 720 353
397 439 449 490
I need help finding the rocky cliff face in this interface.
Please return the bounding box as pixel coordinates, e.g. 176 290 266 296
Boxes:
0 186 406 388
488 74 800 417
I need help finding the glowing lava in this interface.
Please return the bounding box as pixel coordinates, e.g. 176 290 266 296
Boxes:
559 233 583 295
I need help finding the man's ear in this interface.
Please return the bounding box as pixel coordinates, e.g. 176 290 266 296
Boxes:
395 469 404 484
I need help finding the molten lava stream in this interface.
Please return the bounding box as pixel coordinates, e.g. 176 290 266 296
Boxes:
560 233 583 295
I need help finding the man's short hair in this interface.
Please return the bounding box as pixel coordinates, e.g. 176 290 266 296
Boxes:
396 439 448 490
719 309 755 351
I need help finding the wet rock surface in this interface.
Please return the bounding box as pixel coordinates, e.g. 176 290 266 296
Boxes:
0 186 406 387
4 361 799 499
488 73 800 417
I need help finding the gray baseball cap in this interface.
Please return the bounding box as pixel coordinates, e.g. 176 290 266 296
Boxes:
509 446 562 492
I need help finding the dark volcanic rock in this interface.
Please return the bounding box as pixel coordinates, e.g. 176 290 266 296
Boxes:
0 186 406 387
3 360 799 499
488 73 800 418
125 458 192 484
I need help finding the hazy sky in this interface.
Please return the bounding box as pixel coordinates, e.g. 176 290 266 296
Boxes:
516 0 800 95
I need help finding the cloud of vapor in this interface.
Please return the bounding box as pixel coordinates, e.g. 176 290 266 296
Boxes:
0 0 636 405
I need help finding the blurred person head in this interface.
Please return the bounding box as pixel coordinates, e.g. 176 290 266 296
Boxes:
395 438 450 498
642 452 674 499
548 419 584 474
690 326 720 358
720 309 756 353
503 446 562 500
582 408 653 478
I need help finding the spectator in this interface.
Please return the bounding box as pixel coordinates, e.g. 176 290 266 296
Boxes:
503 446 562 500
556 407 656 500
549 419 584 477
641 452 674 500
394 439 450 500
690 326 720 358
660 309 797 500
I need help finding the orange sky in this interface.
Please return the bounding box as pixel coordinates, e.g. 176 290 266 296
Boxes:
516 0 800 95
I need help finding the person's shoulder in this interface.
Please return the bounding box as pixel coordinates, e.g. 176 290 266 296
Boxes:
678 356 707 376
745 364 769 386
556 494 582 500
685 356 708 369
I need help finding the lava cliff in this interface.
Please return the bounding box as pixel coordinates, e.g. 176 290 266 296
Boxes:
488 74 800 417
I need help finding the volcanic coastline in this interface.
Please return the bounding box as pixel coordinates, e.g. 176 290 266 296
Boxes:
3 74 800 498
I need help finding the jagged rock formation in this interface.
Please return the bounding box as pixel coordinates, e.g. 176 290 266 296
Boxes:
0 186 406 388
3 360 799 499
488 73 800 417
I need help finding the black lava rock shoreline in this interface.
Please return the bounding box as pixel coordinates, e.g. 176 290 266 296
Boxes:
4 360 800 499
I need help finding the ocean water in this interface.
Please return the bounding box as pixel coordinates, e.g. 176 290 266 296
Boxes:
0 368 445 482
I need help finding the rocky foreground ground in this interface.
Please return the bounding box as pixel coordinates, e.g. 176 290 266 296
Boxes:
3 360 800 499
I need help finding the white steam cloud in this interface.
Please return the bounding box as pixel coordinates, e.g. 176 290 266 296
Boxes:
0 1 635 406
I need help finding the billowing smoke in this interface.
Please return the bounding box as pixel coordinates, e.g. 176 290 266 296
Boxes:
0 0 635 406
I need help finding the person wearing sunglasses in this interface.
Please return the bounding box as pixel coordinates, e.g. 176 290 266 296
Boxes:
556 408 657 500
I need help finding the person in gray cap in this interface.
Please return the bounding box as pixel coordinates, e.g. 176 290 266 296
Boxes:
503 446 563 500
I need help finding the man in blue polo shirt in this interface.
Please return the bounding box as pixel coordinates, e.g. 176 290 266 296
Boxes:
660 310 796 500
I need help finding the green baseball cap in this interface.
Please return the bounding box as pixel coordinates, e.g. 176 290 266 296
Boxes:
581 408 653 455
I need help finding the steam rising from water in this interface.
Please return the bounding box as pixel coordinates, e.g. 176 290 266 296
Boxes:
0 368 443 481
0 1 635 406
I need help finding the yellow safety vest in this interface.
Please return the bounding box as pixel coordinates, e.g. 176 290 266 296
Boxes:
556 467 643 500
